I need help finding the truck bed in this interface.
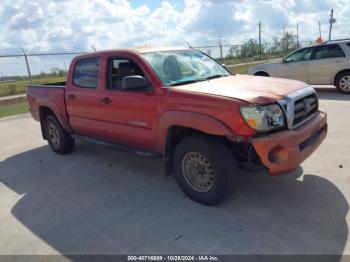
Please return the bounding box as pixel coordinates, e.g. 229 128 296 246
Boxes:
28 81 66 88
27 82 68 124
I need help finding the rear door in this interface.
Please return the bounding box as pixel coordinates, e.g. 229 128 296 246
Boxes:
275 47 313 82
308 44 347 85
65 57 103 137
99 55 157 150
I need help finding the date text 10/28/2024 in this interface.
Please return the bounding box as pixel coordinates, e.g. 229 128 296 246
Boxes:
127 256 219 261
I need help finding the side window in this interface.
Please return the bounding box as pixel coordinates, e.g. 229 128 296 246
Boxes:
108 58 145 90
313 44 345 59
285 48 313 63
73 58 100 88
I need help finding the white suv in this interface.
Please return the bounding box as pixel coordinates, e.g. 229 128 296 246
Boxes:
248 40 350 93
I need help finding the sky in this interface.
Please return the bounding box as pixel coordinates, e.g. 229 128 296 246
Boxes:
0 0 349 76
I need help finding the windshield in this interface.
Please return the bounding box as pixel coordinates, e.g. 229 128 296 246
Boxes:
142 50 231 86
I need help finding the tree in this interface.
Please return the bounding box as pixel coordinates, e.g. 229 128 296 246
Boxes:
282 31 297 51
242 39 260 58
227 46 239 59
58 69 66 77
226 39 262 60
50 67 60 76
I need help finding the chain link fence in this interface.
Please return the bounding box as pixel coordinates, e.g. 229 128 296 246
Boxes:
0 40 315 97
193 40 312 64
0 47 93 97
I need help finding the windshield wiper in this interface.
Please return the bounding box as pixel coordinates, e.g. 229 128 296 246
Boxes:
168 79 205 86
205 74 228 80
168 75 228 86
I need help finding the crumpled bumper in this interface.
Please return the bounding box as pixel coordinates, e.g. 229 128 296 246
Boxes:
252 111 327 176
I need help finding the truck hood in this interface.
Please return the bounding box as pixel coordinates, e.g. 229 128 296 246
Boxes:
172 74 309 104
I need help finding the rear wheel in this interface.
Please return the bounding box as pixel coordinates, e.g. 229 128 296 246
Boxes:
44 115 75 154
172 134 237 205
335 71 350 94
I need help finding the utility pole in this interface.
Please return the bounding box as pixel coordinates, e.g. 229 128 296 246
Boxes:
296 24 299 47
258 21 262 60
319 21 322 38
218 38 223 61
63 61 67 73
329 9 336 41
283 25 286 51
21 47 32 83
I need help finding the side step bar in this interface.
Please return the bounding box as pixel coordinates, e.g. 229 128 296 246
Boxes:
71 134 161 158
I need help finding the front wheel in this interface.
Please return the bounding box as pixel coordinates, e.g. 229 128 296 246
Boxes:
172 134 237 205
44 115 75 154
254 71 269 77
335 71 350 94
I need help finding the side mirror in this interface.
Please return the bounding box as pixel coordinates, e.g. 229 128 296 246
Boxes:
122 75 147 91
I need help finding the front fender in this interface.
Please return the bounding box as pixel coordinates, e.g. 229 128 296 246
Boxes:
156 110 234 153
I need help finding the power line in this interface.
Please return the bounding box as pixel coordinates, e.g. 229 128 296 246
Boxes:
0 51 90 58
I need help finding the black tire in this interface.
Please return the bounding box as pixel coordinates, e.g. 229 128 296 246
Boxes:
255 71 269 77
172 134 237 206
335 71 350 94
44 115 75 154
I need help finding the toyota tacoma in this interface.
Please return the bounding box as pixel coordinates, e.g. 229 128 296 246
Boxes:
27 47 327 205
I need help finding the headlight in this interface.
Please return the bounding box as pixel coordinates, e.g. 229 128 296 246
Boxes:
240 104 285 132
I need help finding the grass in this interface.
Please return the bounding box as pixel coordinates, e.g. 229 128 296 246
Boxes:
228 60 275 74
229 64 254 74
0 76 66 97
0 100 29 118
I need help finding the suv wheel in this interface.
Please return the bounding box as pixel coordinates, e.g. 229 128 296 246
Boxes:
172 134 237 205
255 72 269 77
335 71 350 94
45 115 75 154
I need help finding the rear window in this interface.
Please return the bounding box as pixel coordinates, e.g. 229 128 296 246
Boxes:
73 58 100 88
313 44 345 59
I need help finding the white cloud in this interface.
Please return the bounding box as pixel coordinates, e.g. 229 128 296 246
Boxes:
0 0 349 76
1 0 349 50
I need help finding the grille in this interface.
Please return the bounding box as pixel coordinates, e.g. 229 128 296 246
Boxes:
293 93 318 126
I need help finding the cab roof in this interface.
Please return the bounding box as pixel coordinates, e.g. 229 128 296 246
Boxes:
75 46 191 60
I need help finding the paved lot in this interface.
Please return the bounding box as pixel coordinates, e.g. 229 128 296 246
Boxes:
0 86 350 255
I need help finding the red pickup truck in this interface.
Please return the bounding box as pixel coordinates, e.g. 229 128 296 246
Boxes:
27 47 327 205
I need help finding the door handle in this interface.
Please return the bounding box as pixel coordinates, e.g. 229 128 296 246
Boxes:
68 94 76 100
101 97 112 104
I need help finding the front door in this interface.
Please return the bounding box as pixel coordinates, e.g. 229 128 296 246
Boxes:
276 47 314 82
99 56 157 150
